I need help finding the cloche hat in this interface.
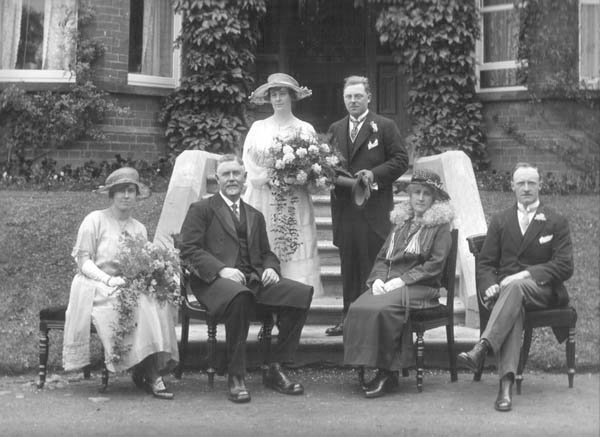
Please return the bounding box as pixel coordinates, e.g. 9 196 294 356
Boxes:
249 73 312 105
409 169 450 201
96 167 151 199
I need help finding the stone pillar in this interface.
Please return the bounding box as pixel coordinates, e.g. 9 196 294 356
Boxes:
414 151 487 328
153 150 220 250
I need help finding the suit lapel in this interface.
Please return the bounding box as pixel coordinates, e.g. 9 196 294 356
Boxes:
350 112 374 161
211 195 237 240
519 204 546 254
335 116 351 163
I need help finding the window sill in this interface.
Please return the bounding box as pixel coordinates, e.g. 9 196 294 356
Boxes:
0 70 75 84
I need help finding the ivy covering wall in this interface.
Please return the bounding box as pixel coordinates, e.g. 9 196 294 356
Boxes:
376 0 487 168
160 0 266 156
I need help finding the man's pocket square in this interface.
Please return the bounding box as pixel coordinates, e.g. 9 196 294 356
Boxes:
539 235 553 244
368 139 379 150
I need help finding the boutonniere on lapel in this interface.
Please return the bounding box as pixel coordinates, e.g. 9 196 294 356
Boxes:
370 121 378 133
533 213 546 221
368 121 379 149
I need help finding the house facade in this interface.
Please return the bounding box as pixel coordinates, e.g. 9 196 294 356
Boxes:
0 0 598 177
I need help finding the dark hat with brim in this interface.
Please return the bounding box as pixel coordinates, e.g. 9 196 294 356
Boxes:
409 169 450 201
96 167 151 199
250 73 312 105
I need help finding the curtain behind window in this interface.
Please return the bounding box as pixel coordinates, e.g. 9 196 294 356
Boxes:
141 0 172 77
0 0 23 69
42 0 76 70
581 3 600 82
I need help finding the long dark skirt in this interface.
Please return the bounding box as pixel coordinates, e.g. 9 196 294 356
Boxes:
343 284 440 371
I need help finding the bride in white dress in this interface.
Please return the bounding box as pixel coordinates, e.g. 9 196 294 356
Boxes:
243 73 324 296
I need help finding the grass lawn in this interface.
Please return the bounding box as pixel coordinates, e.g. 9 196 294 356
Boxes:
0 190 598 373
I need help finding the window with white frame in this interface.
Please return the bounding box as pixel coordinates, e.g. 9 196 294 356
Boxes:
580 0 600 89
476 0 526 92
127 0 180 88
0 0 77 82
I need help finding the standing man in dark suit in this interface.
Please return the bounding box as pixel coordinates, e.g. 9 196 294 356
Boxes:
458 162 574 412
179 154 313 403
325 76 409 336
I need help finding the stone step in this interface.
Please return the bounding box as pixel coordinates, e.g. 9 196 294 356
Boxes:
316 240 338 266
176 321 479 371
312 193 410 219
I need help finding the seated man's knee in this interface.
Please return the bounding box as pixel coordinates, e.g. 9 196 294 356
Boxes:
227 292 254 316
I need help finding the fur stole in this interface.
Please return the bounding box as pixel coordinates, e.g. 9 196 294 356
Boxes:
390 200 454 228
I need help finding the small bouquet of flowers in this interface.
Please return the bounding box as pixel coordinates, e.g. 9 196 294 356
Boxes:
265 129 342 259
108 232 182 365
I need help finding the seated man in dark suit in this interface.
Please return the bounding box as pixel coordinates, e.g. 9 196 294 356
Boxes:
458 162 574 412
179 154 313 403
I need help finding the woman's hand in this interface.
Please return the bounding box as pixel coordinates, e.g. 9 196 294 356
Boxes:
108 276 127 287
383 277 405 293
372 279 386 296
261 268 280 286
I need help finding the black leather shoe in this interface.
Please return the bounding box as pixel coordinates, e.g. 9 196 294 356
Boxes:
457 339 490 373
364 370 399 399
494 374 513 412
325 323 344 336
228 375 251 403
264 363 304 395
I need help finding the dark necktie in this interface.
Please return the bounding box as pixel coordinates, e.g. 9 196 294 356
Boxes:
231 203 240 221
350 116 364 143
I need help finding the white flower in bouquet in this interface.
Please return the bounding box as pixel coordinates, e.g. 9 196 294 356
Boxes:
296 170 308 184
326 155 340 166
300 131 312 142
296 147 308 158
311 163 322 174
319 143 330 153
282 145 294 155
283 153 295 164
275 159 285 170
316 176 328 187
308 144 320 155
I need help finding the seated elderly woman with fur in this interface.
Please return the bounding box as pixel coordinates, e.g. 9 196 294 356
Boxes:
343 169 454 398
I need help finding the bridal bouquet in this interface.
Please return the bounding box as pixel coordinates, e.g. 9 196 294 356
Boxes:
108 232 181 365
266 129 342 259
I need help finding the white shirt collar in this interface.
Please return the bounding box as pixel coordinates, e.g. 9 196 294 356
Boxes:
350 110 369 123
517 199 540 214
219 191 239 209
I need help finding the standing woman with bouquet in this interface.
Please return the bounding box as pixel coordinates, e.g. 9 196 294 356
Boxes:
62 167 178 399
243 73 323 295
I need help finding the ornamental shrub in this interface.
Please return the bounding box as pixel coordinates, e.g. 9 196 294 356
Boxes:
160 0 266 156
376 0 487 168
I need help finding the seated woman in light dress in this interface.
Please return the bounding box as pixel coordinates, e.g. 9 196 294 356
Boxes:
343 170 454 398
63 167 178 399
242 73 323 296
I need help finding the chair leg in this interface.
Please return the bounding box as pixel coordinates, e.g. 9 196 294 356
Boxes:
416 330 425 393
567 327 576 388
83 365 91 379
446 323 458 382
175 313 190 379
401 368 409 377
206 319 217 389
37 324 50 389
357 366 366 386
261 315 274 385
99 349 109 393
516 327 533 395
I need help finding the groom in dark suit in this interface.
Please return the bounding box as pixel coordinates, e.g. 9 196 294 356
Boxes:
325 76 408 336
458 162 574 412
179 154 313 403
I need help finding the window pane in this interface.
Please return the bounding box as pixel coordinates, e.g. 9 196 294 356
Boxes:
581 4 600 80
128 0 173 77
0 0 76 70
480 69 519 88
483 9 518 63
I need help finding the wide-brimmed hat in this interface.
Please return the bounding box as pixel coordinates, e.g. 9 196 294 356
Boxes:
409 170 450 201
96 167 151 199
249 73 312 105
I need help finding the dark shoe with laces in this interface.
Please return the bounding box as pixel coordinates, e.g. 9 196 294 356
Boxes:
458 339 490 373
264 363 304 395
364 370 399 398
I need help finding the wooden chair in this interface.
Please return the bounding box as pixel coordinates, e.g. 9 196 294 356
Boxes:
408 228 459 392
175 270 274 388
37 306 108 391
467 233 577 394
